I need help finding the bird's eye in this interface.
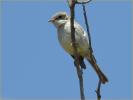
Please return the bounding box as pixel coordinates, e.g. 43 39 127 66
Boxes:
58 16 62 19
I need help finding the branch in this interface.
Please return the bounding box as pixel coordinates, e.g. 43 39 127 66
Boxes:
76 0 92 4
82 3 93 56
67 1 107 100
95 80 102 100
67 0 92 7
82 3 105 100
67 0 85 100
75 64 85 100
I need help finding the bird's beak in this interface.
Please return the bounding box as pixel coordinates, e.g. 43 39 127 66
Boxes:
48 18 54 22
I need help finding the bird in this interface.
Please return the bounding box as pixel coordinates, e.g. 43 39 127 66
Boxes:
48 12 108 84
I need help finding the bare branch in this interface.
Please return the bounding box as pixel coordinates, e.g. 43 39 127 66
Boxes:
95 80 102 100
68 0 85 100
82 3 93 56
67 1 107 100
76 0 92 4
67 0 92 5
82 3 106 100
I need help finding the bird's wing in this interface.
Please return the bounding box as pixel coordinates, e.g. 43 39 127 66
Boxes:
74 21 90 47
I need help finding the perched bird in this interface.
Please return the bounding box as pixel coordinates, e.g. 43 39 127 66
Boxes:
49 12 108 84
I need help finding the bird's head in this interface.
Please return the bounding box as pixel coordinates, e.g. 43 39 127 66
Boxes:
48 12 69 28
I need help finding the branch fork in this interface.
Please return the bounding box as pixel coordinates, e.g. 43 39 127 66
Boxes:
67 0 103 100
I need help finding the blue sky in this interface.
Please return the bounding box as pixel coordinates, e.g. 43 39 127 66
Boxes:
1 0 132 100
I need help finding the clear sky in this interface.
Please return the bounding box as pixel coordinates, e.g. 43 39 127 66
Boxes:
1 0 132 100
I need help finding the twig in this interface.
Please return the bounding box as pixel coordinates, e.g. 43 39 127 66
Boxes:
75 64 85 100
67 1 105 100
82 3 104 100
82 3 93 56
68 0 85 100
76 0 92 4
95 80 102 100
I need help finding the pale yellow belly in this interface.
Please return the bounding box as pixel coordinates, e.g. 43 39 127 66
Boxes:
58 34 89 56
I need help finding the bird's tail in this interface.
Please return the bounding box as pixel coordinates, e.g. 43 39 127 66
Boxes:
86 54 108 84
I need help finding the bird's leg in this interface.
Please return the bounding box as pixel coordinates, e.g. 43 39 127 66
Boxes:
80 57 86 69
71 55 86 69
95 80 102 100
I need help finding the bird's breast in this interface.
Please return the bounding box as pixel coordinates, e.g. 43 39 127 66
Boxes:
58 27 74 55
57 22 90 56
